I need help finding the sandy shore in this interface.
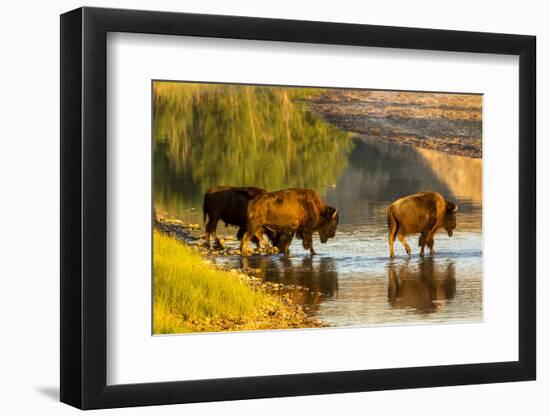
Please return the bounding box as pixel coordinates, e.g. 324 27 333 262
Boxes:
305 89 482 158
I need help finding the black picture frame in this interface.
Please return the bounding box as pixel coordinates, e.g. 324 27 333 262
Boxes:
60 6 536 410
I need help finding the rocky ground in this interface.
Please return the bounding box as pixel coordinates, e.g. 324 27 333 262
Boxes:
154 217 326 331
155 217 278 256
305 89 482 158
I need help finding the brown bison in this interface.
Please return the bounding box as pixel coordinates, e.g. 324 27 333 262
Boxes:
241 188 339 256
203 186 266 248
202 186 287 250
387 191 457 258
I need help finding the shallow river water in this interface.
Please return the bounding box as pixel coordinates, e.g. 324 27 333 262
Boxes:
156 134 483 327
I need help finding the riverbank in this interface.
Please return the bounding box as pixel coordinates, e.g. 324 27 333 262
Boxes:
305 89 482 158
153 227 325 334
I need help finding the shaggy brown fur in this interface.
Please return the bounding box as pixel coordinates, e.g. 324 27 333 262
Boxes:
203 186 266 249
241 188 339 256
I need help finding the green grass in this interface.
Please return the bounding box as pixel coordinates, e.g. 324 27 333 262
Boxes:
153 231 303 334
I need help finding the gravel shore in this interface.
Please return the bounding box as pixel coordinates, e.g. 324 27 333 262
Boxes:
305 89 482 158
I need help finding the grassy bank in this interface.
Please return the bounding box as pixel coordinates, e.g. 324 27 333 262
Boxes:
153 231 322 334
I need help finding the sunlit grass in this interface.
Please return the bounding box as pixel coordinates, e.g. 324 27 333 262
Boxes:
153 231 292 334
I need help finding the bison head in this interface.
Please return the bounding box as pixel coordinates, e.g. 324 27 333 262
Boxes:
444 201 458 236
318 206 339 243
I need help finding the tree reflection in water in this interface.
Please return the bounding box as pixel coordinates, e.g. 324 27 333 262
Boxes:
153 82 354 212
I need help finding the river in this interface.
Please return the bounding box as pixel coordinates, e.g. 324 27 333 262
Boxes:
153 83 482 327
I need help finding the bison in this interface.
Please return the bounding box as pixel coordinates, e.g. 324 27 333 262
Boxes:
202 186 266 249
202 186 287 251
387 191 457 258
240 188 339 257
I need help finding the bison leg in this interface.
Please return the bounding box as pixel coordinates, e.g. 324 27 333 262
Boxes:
252 236 262 249
211 230 224 249
419 230 429 257
238 226 261 249
420 224 438 257
280 232 294 257
236 226 246 241
427 237 435 256
241 227 271 256
240 229 253 256
266 230 282 253
255 231 276 253
243 226 266 251
270 231 293 257
204 216 220 248
397 233 411 256
302 232 316 256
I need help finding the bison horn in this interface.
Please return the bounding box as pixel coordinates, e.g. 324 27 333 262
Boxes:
332 208 339 218
453 204 458 212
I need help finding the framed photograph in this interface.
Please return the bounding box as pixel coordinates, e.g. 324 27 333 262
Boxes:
60 6 536 409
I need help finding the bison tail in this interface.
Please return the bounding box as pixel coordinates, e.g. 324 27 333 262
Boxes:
387 206 395 229
387 206 399 236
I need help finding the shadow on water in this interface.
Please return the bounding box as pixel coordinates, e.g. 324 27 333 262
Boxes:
324 135 482 228
387 259 456 314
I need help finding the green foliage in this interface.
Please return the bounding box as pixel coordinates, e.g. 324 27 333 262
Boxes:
153 231 281 334
153 82 354 211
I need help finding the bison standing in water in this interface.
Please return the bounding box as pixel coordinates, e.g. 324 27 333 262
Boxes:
387 191 457 258
241 188 339 256
202 186 266 249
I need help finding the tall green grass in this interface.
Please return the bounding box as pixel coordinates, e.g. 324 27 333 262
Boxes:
153 231 282 334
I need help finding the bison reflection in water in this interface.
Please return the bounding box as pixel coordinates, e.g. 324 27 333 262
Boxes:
387 259 456 313
241 256 338 314
241 188 339 256
387 191 457 258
